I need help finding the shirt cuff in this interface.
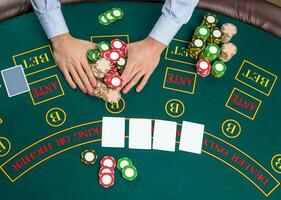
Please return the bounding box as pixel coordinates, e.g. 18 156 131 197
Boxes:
37 8 69 39
149 15 182 46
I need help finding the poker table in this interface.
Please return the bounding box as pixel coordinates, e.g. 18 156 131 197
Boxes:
0 1 281 200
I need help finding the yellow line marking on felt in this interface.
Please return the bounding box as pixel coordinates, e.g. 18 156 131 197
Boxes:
0 118 279 196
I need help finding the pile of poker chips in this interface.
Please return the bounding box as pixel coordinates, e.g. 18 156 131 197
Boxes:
99 156 116 188
221 23 237 43
98 8 124 25
187 13 238 78
80 150 98 165
87 39 128 103
218 43 237 63
117 157 137 181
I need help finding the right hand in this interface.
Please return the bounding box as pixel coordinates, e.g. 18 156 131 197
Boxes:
51 33 97 94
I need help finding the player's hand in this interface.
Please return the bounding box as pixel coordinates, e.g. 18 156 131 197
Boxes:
51 33 97 94
121 37 166 94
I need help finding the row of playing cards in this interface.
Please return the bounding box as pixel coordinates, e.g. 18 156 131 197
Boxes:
102 117 204 154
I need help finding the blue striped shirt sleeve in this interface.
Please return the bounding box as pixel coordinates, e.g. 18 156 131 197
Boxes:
31 0 69 39
149 0 199 45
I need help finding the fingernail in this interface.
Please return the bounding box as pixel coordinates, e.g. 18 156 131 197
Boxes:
122 89 127 94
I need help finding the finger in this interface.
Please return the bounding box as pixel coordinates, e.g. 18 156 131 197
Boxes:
122 71 144 94
121 58 136 84
75 64 94 94
61 67 77 89
90 42 97 48
136 73 151 92
81 60 96 87
69 67 87 94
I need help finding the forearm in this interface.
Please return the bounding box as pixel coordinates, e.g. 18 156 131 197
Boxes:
31 0 69 39
149 0 199 45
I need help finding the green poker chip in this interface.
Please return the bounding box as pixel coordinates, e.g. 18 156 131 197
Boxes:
117 157 132 171
98 14 110 25
105 10 116 22
206 43 220 56
86 49 100 63
98 42 111 51
98 8 124 26
122 165 137 181
111 8 124 19
194 25 210 40
211 61 227 78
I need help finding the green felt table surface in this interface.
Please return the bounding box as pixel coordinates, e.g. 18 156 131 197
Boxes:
0 1 280 200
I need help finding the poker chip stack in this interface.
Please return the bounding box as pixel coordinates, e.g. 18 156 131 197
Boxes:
99 156 116 188
87 38 128 103
211 61 227 78
218 43 237 62
186 13 239 78
196 59 211 77
98 8 124 25
221 23 237 43
207 28 224 45
117 157 138 181
187 37 205 59
200 43 220 62
201 13 218 30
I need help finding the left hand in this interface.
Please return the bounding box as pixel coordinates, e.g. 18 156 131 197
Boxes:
121 37 166 94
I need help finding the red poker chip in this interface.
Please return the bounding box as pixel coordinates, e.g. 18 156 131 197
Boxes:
196 59 211 73
111 39 124 50
118 49 127 57
104 50 111 59
104 70 120 88
110 66 118 72
109 76 123 89
99 166 115 177
108 50 121 62
99 173 115 188
100 156 116 169
197 70 210 77
100 50 106 58
121 44 127 51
